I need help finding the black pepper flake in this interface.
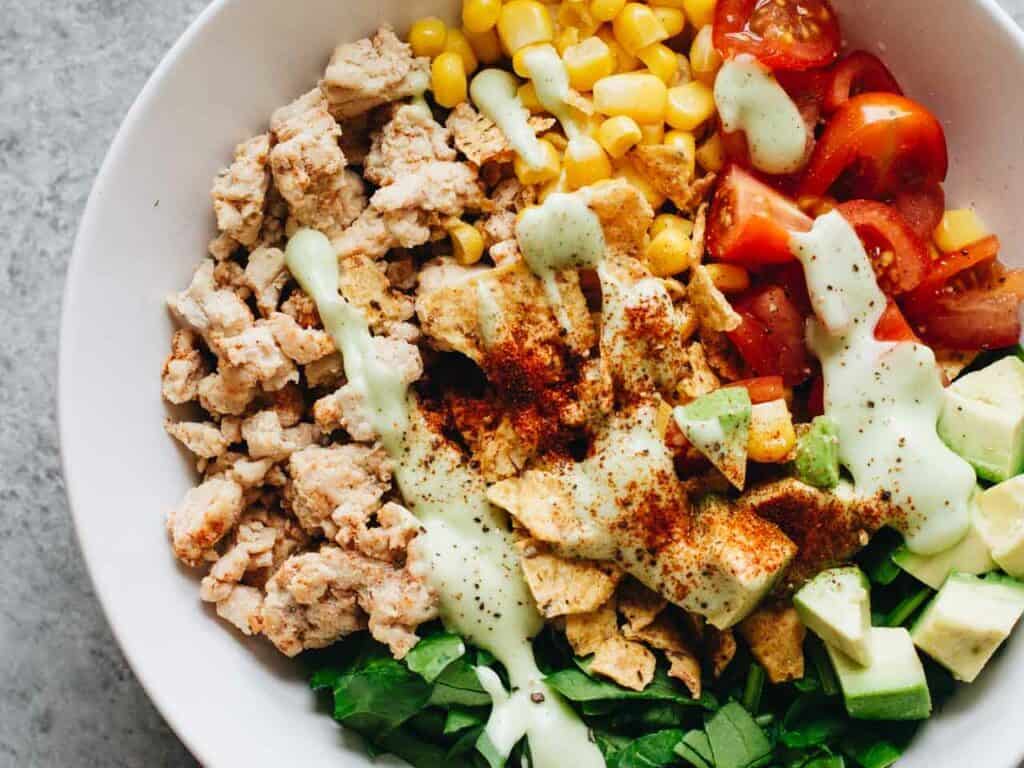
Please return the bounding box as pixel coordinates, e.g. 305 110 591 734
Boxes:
531 692 546 703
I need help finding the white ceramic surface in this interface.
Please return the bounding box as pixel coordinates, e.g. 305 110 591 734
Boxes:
60 1 1024 766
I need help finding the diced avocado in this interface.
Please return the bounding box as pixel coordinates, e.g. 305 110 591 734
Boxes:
977 476 1024 578
893 496 996 589
827 627 931 720
938 356 1024 482
673 388 751 490
795 567 872 665
911 571 1024 682
795 416 841 489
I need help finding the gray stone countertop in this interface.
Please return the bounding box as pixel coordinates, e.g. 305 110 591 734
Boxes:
3 0 1024 765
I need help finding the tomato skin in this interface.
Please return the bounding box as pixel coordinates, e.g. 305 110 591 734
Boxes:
729 285 814 386
837 200 928 294
799 93 949 201
905 235 1000 304
713 0 841 71
724 376 787 404
824 51 902 113
874 300 920 342
708 166 813 265
893 183 945 241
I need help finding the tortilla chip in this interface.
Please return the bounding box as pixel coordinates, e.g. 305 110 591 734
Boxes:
676 341 721 403
739 604 806 683
582 179 654 259
617 578 667 632
566 599 619 656
446 102 556 166
517 541 623 618
623 613 688 653
629 145 696 210
590 635 656 691
688 264 741 333
707 626 737 679
488 470 583 544
667 648 703 699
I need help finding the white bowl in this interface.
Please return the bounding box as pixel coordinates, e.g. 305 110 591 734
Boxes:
60 0 1024 765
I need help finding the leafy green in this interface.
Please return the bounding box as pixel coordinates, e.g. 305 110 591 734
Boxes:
705 701 773 768
605 729 686 768
741 664 766 714
372 728 474 768
547 667 717 708
406 633 467 682
475 731 508 768
429 657 493 707
674 730 714 768
445 706 487 735
447 725 485 758
805 638 839 697
780 696 847 749
329 657 432 734
838 730 904 768
857 528 904 586
882 585 932 628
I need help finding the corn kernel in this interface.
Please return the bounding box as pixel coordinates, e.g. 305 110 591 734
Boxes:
664 129 696 154
665 80 715 131
445 29 479 75
639 121 665 145
797 195 837 217
593 73 668 124
615 160 666 208
543 131 570 151
748 399 797 463
518 82 544 112
695 131 725 172
564 36 616 91
650 0 686 8
651 213 693 239
597 115 643 157
513 42 553 77
652 6 686 37
612 3 669 54
558 1 601 37
682 0 716 29
466 27 504 63
555 26 581 55
449 221 485 265
590 0 627 22
596 25 639 71
515 138 563 184
431 52 468 108
498 0 555 54
637 43 679 84
538 169 572 202
582 112 605 140
409 17 448 58
934 209 990 253
704 262 750 294
463 0 502 34
689 25 722 85
645 227 693 276
564 135 614 188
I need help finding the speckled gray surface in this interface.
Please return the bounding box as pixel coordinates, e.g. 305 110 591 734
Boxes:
3 1 1024 766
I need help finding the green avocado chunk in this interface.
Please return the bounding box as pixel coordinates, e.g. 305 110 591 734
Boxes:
673 388 751 490
794 566 872 665
795 415 840 489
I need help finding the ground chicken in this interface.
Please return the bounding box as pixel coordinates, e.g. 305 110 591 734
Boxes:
220 323 298 392
268 312 335 364
210 134 271 252
244 247 289 318
161 329 207 405
241 411 320 461
167 477 244 567
165 420 229 459
364 104 455 185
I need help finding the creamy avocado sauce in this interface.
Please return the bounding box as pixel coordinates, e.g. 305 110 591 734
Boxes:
471 69 548 170
714 55 808 175
285 229 604 768
519 43 583 142
791 211 974 555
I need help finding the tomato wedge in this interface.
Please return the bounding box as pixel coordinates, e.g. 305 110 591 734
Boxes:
892 183 945 241
824 51 903 113
905 235 1001 303
728 285 814 386
800 93 948 200
875 300 919 342
713 0 841 71
837 200 928 294
724 376 787 404
708 166 813 265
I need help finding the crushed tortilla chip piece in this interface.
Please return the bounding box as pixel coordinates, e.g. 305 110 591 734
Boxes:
617 578 667 632
628 145 698 210
446 102 555 166
582 179 654 259
689 264 741 333
590 635 656 691
676 341 721 403
517 540 622 618
707 626 737 679
566 599 619 656
667 649 703 699
623 613 688 654
488 470 583 544
739 604 806 683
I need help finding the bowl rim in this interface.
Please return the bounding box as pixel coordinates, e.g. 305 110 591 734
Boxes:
58 0 1024 765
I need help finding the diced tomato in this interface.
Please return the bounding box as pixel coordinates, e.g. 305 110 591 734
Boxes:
762 261 813 315
824 51 903 114
713 0 841 71
874 300 920 342
708 166 813 265
906 235 1001 303
807 374 825 417
728 285 814 386
724 376 787 404
837 200 928 294
892 183 945 241
799 94 949 201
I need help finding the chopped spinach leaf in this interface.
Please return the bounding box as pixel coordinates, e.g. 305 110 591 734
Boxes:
406 632 467 682
430 657 493 707
330 657 432 734
606 729 685 768
445 706 487 735
857 529 904 586
742 664 766 714
674 730 714 768
882 586 933 628
547 667 717 708
705 701 773 768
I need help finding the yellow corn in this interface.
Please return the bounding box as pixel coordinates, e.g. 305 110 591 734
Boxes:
555 26 581 55
748 399 797 463
538 169 572 202
498 0 555 54
558 1 601 37
597 115 643 157
512 42 552 77
612 3 669 54
664 129 696 154
639 121 665 145
582 112 605 140
445 29 479 75
637 42 679 84
431 52 468 108
564 36 616 91
645 227 693 276
934 209 990 252
515 138 563 184
651 213 693 239
543 131 569 151
590 0 627 22
704 263 750 294
465 27 504 63
593 73 668 124
652 6 686 37
682 0 716 29
695 131 725 172
564 135 614 188
518 82 544 112
597 25 639 72
409 17 448 58
689 25 722 85
650 0 686 8
449 221 486 265
665 80 715 131
615 160 666 208
463 0 502 34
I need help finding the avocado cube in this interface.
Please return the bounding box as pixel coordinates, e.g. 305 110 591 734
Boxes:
939 356 1024 483
795 566 872 665
911 571 1024 682
673 388 751 490
795 416 841 489
893 496 996 589
977 476 1024 578
827 627 931 720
